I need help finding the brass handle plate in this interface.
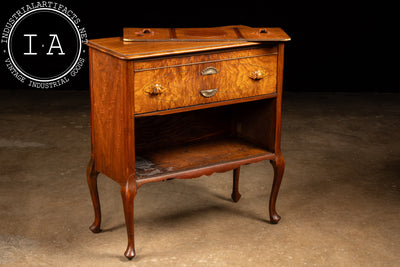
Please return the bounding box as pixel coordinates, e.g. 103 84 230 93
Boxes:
249 70 266 80
201 67 218 75
200 88 218 98
145 83 167 96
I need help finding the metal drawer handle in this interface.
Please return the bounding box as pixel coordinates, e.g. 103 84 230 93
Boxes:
201 67 218 75
249 70 266 80
200 88 218 98
145 83 167 95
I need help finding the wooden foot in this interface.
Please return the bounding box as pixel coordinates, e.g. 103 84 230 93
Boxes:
87 158 101 233
231 167 241 202
269 153 285 224
121 175 137 260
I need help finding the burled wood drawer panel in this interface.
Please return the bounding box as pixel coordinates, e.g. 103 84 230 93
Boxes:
133 47 278 114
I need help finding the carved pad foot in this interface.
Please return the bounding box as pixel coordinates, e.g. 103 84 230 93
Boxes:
124 245 136 260
270 213 281 224
89 223 101 233
231 191 242 203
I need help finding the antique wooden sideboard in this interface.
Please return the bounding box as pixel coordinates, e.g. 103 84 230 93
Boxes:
86 25 290 259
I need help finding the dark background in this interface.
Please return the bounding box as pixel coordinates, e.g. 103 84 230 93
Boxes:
0 0 397 92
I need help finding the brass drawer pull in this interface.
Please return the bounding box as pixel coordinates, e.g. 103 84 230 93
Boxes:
145 83 167 95
249 70 266 80
200 89 218 98
201 67 218 75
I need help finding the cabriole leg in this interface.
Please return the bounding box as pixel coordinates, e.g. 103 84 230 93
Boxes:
121 176 137 260
269 153 285 224
87 158 101 233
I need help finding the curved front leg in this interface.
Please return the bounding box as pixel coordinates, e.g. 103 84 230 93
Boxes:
87 158 101 233
121 175 137 260
269 153 285 224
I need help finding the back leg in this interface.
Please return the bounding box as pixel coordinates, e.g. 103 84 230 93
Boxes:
231 167 241 202
87 158 101 233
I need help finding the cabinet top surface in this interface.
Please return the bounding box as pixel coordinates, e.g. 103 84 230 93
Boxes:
87 25 290 60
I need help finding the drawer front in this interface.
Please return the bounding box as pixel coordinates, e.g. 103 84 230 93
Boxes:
134 48 277 114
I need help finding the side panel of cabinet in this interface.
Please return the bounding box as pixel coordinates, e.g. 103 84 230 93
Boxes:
89 48 135 184
232 43 285 153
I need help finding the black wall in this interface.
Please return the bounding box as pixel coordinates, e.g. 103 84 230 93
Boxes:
0 1 396 91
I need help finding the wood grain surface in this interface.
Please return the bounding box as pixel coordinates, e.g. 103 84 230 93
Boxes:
135 137 274 183
134 47 278 114
122 25 290 42
89 48 135 184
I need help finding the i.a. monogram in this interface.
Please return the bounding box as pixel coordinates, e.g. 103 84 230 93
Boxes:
2 2 87 88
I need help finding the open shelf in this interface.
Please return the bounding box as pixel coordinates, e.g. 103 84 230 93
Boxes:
134 98 277 185
135 137 274 182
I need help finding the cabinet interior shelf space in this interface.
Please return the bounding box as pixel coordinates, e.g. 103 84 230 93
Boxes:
134 99 277 183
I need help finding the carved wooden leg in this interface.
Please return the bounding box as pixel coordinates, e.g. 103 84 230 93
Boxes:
121 176 137 260
269 153 285 224
231 167 241 202
87 158 101 233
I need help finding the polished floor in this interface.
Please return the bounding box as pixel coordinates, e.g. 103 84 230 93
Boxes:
0 90 399 266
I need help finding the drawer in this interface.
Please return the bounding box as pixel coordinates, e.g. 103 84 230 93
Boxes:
133 47 278 114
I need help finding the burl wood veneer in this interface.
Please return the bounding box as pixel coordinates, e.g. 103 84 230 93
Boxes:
86 25 290 259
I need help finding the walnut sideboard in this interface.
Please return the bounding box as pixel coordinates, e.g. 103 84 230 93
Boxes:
86 26 290 259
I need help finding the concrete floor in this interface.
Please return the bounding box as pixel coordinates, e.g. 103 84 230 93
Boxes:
0 90 399 266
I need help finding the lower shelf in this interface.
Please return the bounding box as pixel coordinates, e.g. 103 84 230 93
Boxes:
135 137 274 185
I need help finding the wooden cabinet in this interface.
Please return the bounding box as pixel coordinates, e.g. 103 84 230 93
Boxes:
86 26 290 259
